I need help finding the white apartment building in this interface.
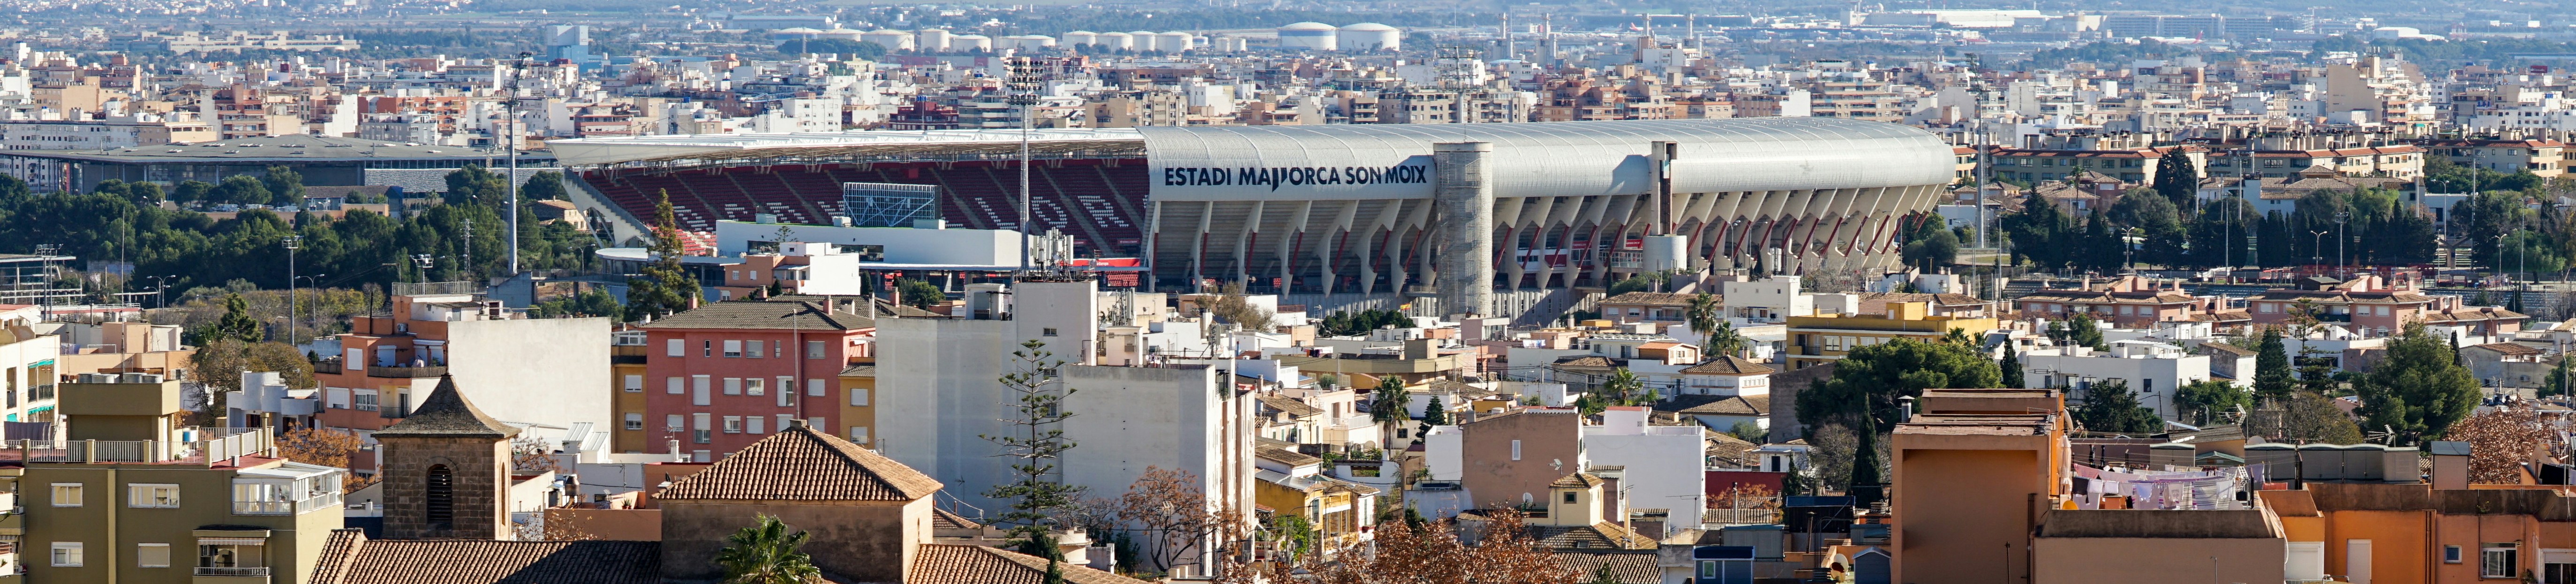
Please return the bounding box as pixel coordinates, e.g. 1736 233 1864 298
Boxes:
2019 340 2213 420
1582 407 1709 530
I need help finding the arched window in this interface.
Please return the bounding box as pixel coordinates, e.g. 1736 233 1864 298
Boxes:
425 464 453 524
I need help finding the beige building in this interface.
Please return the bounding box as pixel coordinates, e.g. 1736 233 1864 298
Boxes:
11 375 343 584
1457 407 1584 508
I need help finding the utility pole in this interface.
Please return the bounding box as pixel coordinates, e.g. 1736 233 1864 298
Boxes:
506 51 531 275
284 235 301 344
2334 210 2349 277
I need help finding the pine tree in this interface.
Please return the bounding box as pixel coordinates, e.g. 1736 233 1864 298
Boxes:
2253 328 2294 401
1418 395 1449 437
2000 341 2023 388
624 190 700 320
982 339 1081 581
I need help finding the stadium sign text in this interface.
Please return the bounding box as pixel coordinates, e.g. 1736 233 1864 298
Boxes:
1161 164 1431 191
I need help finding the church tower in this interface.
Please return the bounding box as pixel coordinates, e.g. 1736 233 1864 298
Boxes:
375 375 519 539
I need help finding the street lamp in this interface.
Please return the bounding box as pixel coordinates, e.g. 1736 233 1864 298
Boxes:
2309 229 2330 272
142 275 173 309
284 235 301 344
297 274 328 337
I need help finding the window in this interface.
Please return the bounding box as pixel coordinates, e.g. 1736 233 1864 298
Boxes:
746 378 765 396
849 426 869 442
624 375 643 392
1043 327 1059 337
745 340 764 358
197 541 266 576
807 417 825 430
692 413 711 443
692 450 712 463
776 415 795 432
665 414 683 432
137 543 170 568
625 413 644 431
2486 543 2520 578
1564 492 1577 503
723 378 742 395
723 340 743 357
52 483 82 507
806 378 824 396
692 376 711 406
723 416 743 433
667 377 684 394
354 389 379 412
702 340 713 356
425 465 454 524
851 387 869 406
666 339 684 357
807 341 824 359
326 387 349 409
1511 440 1522 461
774 342 784 358
746 416 765 434
128 484 181 508
51 542 82 567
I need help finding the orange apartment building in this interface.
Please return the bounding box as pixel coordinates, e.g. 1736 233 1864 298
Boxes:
1891 388 2072 584
2246 274 2527 339
2011 275 2239 328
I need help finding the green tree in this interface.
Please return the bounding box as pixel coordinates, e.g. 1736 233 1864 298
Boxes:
2000 341 2023 388
2352 324 2481 445
2151 151 2199 209
2545 357 2574 398
1418 394 1450 436
896 279 944 309
2073 379 2163 434
1797 338 2001 430
443 164 507 206
2253 329 2295 401
2109 190 2187 266
714 515 822 584
2004 190 2074 270
261 166 305 208
206 293 263 343
520 170 567 201
982 339 1082 578
172 180 215 204
528 289 623 319
2175 379 2251 427
1686 292 1723 345
625 191 700 320
212 174 272 206
1900 228 1960 270
1371 376 1411 444
1704 321 1747 358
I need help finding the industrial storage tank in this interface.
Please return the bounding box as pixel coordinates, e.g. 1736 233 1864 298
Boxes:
1002 35 1057 52
860 30 916 51
1063 30 1099 46
1097 31 1134 50
1338 23 1400 51
916 29 952 51
1156 31 1196 53
949 34 994 52
1278 22 1338 51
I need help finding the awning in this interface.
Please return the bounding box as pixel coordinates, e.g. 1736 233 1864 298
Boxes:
196 538 269 546
28 359 52 367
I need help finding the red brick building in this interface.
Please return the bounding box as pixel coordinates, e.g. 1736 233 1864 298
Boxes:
639 296 877 460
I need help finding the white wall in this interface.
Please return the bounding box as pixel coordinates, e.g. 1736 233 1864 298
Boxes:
446 317 614 433
715 220 1023 266
2019 350 2208 420
1582 409 1708 530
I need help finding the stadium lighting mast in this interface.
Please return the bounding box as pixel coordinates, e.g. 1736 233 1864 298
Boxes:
1008 56 1042 277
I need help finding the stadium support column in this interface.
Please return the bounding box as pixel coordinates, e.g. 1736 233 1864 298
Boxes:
1434 142 1495 319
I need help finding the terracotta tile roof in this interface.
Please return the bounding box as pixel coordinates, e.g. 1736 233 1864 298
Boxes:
2199 342 2256 356
841 364 877 377
1552 355 1617 369
372 375 518 439
308 528 662 584
2424 307 2528 323
932 507 985 530
1599 292 1702 307
638 297 876 331
1704 432 1759 467
1554 551 1662 583
2470 342 2546 356
1532 522 1658 550
1660 394 1769 416
657 423 942 501
1552 471 1605 489
1680 355 1772 376
1258 446 1324 467
1257 394 1324 418
911 543 1152 584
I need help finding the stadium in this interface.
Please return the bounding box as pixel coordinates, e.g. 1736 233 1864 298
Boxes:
550 117 1956 316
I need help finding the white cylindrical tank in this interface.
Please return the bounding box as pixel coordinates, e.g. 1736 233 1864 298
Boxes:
861 30 915 51
1003 35 1056 52
1156 31 1195 53
917 29 952 52
949 34 993 52
1339 23 1400 51
1097 31 1133 50
1278 22 1338 51
1063 31 1099 46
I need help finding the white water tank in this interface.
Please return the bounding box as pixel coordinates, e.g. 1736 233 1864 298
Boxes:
1156 31 1195 53
1002 35 1056 52
1097 31 1134 50
1339 23 1401 52
1278 22 1338 51
917 29 951 51
861 29 915 50
949 34 993 52
1063 30 1099 46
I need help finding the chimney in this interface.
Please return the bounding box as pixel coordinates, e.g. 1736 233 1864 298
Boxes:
2430 440 2470 489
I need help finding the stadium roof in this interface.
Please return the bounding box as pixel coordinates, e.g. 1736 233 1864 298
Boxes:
0 135 523 164
549 128 1148 167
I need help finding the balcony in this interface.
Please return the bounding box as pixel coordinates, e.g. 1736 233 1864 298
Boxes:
365 365 445 379
194 566 272 584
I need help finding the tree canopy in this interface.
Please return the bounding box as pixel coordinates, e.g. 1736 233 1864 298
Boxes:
2353 324 2480 445
1796 338 2000 430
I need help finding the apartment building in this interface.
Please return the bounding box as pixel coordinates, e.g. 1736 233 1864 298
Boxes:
2244 274 2526 338
2011 275 2232 327
14 375 343 584
635 296 877 460
2418 137 2567 176
1784 301 1997 370
0 305 60 429
309 293 611 473
0 117 215 151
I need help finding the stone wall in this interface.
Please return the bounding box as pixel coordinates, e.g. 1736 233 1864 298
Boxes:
378 435 511 539
656 498 926 582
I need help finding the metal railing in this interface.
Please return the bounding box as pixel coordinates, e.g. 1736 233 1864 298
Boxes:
366 365 446 378
11 427 271 464
231 501 293 515
194 566 271 576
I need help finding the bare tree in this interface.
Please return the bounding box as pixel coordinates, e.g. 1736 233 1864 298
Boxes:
2447 408 2558 485
1118 466 1240 576
511 434 568 475
1204 282 1274 331
1302 508 1578 584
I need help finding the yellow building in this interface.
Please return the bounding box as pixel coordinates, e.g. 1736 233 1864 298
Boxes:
837 364 876 446
612 339 650 454
1784 302 1996 370
1252 447 1377 553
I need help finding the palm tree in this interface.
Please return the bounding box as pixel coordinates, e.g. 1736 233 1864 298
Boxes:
716 515 822 584
1686 292 1723 341
1706 321 1747 358
1369 376 1411 450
